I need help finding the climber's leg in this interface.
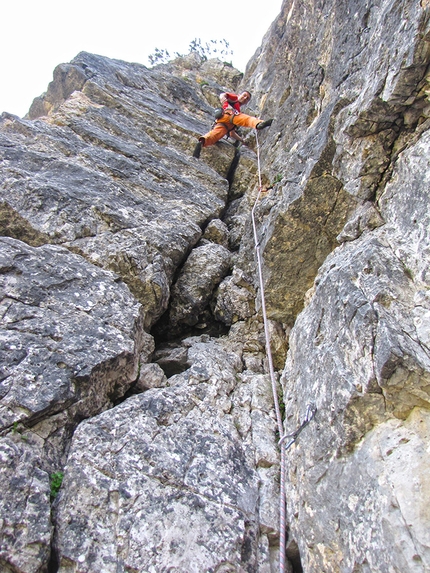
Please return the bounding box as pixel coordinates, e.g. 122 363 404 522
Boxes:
256 118 274 130
232 112 261 130
199 123 230 147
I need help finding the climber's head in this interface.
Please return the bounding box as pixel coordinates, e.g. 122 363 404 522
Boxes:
238 91 251 104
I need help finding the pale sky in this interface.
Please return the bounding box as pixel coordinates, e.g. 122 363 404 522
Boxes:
1 0 283 118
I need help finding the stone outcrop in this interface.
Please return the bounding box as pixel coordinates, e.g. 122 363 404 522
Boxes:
282 130 430 572
1 52 233 330
240 0 430 326
164 242 232 334
0 50 282 573
0 0 429 572
239 0 430 570
53 338 277 573
0 236 145 572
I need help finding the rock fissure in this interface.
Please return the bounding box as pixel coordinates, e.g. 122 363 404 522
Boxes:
0 3 429 572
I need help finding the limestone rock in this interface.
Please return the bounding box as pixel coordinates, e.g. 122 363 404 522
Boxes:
0 0 429 571
200 218 229 247
212 268 256 325
0 51 237 328
281 124 430 571
28 62 87 118
0 237 143 432
241 0 430 326
153 341 191 378
0 435 52 573
134 362 167 391
0 236 145 573
54 336 277 573
223 195 253 251
229 145 259 200
167 243 232 331
336 200 385 243
161 54 243 103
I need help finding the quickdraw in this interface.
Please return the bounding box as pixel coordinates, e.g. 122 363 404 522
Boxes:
279 404 317 451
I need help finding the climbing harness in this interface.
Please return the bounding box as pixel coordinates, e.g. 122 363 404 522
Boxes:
211 109 237 137
251 131 316 573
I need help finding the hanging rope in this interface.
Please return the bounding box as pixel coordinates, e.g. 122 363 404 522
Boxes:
251 131 317 573
251 131 287 573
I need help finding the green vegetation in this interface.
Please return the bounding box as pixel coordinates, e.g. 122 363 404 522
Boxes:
148 48 171 66
277 387 286 419
11 421 28 441
272 173 284 185
148 38 233 66
403 266 414 280
50 472 64 499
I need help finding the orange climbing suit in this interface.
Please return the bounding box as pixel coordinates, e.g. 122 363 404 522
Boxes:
199 109 261 147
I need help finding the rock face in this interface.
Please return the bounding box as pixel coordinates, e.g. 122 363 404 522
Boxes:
0 0 429 572
241 0 430 326
0 237 144 572
166 242 232 333
0 51 281 573
240 0 430 571
1 52 232 330
54 341 265 573
280 127 430 573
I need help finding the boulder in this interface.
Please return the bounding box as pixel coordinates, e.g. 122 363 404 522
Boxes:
167 243 232 331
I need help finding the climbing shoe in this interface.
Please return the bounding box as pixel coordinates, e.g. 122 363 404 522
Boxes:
193 141 202 158
256 119 274 130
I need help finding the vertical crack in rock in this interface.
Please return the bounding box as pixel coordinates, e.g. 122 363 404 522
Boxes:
0 49 284 573
1 2 430 571
150 142 254 350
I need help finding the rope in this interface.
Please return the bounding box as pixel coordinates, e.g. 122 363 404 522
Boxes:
251 131 317 573
251 131 287 573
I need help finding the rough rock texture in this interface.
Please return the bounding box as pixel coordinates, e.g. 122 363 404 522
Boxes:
0 51 282 573
212 268 256 326
200 218 230 248
0 237 143 431
281 129 430 572
0 0 429 572
166 242 232 332
238 0 429 570
0 236 145 572
241 0 430 325
1 52 233 329
54 338 279 572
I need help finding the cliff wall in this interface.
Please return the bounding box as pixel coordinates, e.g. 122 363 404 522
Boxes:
0 0 429 572
242 1 430 570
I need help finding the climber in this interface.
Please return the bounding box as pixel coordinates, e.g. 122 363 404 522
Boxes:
193 91 274 158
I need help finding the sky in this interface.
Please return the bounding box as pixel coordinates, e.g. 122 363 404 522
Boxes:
1 0 283 118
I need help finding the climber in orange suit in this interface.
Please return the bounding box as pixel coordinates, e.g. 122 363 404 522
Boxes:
193 91 273 157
